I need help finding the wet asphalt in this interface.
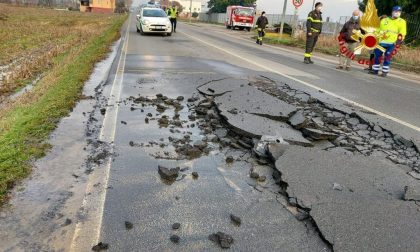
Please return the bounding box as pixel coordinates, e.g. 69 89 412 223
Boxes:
98 14 328 251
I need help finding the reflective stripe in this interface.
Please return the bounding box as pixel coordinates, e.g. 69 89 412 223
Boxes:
372 65 380 70
311 28 320 32
257 28 262 31
304 53 312 57
382 68 390 73
307 17 322 23
382 66 390 69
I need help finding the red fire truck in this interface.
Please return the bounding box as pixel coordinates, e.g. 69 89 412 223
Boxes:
225 6 255 31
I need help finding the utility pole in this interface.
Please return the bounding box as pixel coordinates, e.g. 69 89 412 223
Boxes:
189 0 192 23
279 0 287 36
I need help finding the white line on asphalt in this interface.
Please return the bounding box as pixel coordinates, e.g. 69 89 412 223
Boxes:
180 31 420 133
70 16 131 251
191 24 420 84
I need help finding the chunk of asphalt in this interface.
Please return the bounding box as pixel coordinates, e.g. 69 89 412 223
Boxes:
302 128 338 141
170 235 180 243
288 110 308 129
158 165 180 181
333 183 343 191
192 172 199 179
403 186 420 201
218 112 312 147
215 86 297 122
230 214 241 226
100 108 106 115
226 156 234 163
267 143 288 161
125 221 133 230
408 171 420 180
208 232 234 249
172 223 181 230
92 242 109 251
276 146 420 251
250 172 259 179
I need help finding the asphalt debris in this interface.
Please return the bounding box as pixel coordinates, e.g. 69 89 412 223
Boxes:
209 232 234 249
125 221 134 230
92 242 109 251
172 223 181 230
230 214 241 226
158 165 180 181
170 235 180 244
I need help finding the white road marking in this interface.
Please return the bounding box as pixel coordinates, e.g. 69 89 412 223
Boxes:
70 16 131 251
180 30 420 133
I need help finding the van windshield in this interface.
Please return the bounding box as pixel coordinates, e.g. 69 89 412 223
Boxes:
235 8 253 16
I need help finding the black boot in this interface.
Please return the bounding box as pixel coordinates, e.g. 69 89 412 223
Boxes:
303 57 310 64
381 72 388 77
309 58 314 64
259 40 263 45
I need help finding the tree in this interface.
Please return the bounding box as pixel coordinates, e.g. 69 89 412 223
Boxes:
160 0 184 13
207 0 256 13
358 0 419 16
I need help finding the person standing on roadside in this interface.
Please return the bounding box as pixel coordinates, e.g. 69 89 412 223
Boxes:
370 6 406 77
304 2 323 64
364 15 388 71
337 10 361 71
167 4 178 33
256 11 269 45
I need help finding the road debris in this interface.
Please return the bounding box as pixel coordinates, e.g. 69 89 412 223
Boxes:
209 232 234 249
92 242 109 251
158 165 180 181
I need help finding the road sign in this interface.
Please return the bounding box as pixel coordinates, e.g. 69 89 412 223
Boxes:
292 0 303 8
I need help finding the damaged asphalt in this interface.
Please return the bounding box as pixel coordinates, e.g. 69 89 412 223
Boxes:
1 14 420 252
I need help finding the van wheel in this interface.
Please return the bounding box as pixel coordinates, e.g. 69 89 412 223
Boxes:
246 27 251 32
167 32 172 36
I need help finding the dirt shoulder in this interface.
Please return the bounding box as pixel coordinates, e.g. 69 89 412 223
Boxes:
0 4 126 204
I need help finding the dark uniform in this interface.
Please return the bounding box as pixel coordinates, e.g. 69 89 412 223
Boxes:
256 14 269 45
304 10 323 63
167 7 178 33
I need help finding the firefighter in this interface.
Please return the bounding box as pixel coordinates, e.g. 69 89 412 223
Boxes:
167 5 178 33
304 2 323 64
256 11 268 45
370 6 406 77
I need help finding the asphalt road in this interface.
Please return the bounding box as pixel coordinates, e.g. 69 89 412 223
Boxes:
71 14 420 251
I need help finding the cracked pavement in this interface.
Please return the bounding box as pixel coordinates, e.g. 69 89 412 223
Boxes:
1 11 420 252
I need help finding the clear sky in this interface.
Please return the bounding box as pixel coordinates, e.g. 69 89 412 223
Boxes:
255 0 359 22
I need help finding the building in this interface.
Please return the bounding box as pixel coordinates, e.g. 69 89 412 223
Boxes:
80 0 116 13
177 0 201 13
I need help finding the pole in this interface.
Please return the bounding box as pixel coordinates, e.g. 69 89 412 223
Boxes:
312 0 315 10
292 7 298 37
279 0 287 36
189 0 192 23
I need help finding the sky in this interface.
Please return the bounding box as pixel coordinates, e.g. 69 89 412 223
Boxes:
252 0 359 21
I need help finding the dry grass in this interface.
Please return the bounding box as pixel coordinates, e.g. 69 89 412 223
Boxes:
0 4 120 97
0 4 126 204
262 31 420 72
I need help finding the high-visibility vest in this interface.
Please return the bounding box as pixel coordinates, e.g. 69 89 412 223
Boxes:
167 7 177 19
379 17 407 44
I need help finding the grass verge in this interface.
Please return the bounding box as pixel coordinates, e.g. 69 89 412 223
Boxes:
0 11 126 205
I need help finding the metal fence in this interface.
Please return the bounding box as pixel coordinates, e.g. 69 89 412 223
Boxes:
403 13 420 44
198 12 347 36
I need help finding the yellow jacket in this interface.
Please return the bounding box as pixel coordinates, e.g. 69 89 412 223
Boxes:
167 7 177 19
379 17 407 44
